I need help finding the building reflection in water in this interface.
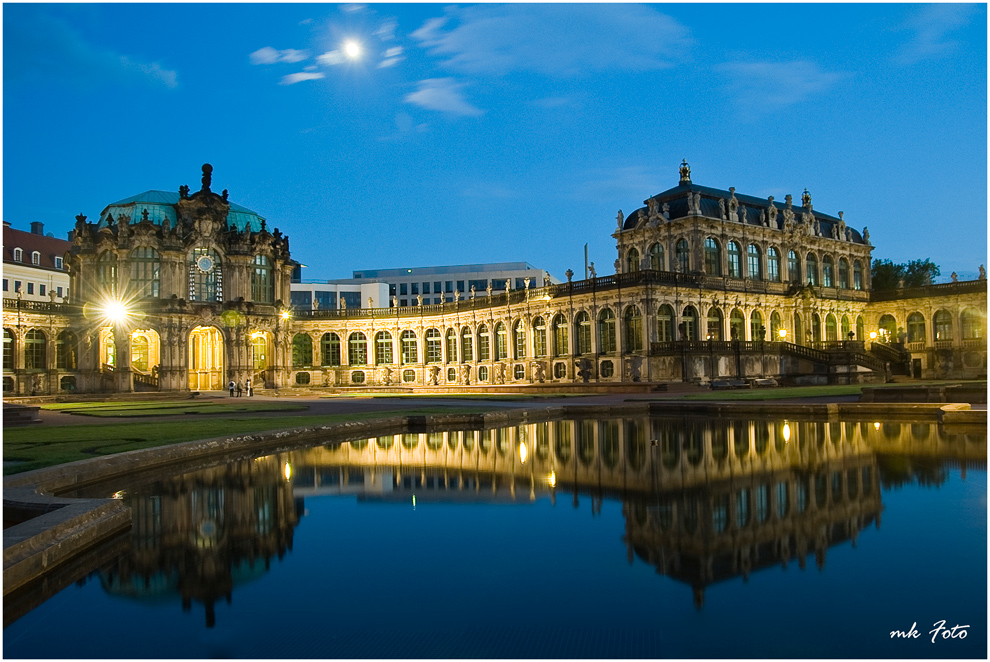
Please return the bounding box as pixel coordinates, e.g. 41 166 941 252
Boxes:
102 418 984 622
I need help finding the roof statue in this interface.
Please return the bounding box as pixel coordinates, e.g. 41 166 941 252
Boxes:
616 210 623 229
201 163 213 192
679 159 691 184
802 188 812 208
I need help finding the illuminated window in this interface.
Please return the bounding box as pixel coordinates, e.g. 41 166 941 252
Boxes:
131 246 161 298
375 331 393 365
598 308 616 353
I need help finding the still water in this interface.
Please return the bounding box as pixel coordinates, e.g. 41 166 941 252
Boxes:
4 417 986 658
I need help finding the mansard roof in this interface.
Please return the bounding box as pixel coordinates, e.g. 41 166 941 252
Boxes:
622 170 866 245
98 189 266 232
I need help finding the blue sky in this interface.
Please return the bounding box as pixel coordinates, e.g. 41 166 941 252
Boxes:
3 3 986 281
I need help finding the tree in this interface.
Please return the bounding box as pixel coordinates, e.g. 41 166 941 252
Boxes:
871 258 940 291
903 258 940 288
871 259 905 291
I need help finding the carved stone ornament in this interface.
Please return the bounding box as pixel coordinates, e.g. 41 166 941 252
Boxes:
767 197 778 226
662 202 670 219
718 198 727 220
679 159 691 183
616 210 624 229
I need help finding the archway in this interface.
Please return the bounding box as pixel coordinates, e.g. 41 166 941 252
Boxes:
130 329 161 375
188 326 225 391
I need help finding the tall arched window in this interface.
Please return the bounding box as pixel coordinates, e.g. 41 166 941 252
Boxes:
477 325 490 361
624 306 643 352
348 332 367 365
532 316 547 357
746 244 761 280
460 326 473 362
657 304 674 342
251 255 274 304
98 251 118 297
551 315 568 357
575 312 591 354
704 238 722 276
675 239 690 272
794 312 803 345
189 248 223 302
841 315 851 340
770 311 782 339
253 334 269 370
426 328 442 363
838 258 850 289
822 256 834 288
853 260 863 290
25 329 46 370
787 250 800 284
401 330 418 364
907 312 926 343
130 247 160 298
626 247 641 273
727 241 742 278
878 314 897 340
494 323 508 360
598 309 616 353
856 316 865 342
707 308 724 341
750 310 764 341
445 328 457 363
812 313 823 343
806 253 819 286
825 313 838 341
933 310 953 341
513 320 526 359
131 334 150 372
375 331 393 364
292 333 313 367
3 328 14 369
729 308 745 340
649 243 664 271
56 331 78 370
961 308 984 340
321 333 340 366
767 247 781 282
681 306 699 340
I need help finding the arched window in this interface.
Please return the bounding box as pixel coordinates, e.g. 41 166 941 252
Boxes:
878 314 897 341
746 244 761 280
853 260 863 290
321 333 341 366
704 238 722 276
648 243 664 270
812 312 823 342
551 315 568 357
841 315 851 340
130 247 160 298
575 312 592 354
856 316 865 342
806 253 819 286
794 312 803 345
822 256 834 288
445 328 456 363
12 248 22 262
494 323 508 360
375 331 393 365
750 310 764 341
934 310 953 341
706 307 723 341
426 328 442 363
907 312 925 343
253 334 269 370
838 258 849 289
98 251 118 297
401 330 418 364
624 306 643 352
348 332 367 365
513 320 526 359
626 247 641 273
657 304 674 342
25 329 46 370
729 308 745 340
189 248 223 302
292 333 313 367
31 251 40 266
825 313 838 341
3 328 13 369
767 247 781 282
56 331 78 370
681 306 699 340
598 309 616 353
961 308 984 340
532 316 547 357
131 334 150 372
770 311 783 340
478 324 490 361
251 255 274 304
727 241 742 278
675 239 690 272
460 326 473 362
787 250 800 284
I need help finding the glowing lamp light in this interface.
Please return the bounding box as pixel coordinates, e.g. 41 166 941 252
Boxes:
874 422 881 431
869 331 877 340
782 422 791 443
281 310 290 321
344 40 361 59
103 299 130 324
548 471 556 488
283 462 292 481
519 442 528 464
778 329 787 340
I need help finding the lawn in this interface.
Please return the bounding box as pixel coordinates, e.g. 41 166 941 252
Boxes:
678 380 984 401
41 401 309 417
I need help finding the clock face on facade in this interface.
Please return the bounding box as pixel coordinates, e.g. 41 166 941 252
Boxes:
196 254 215 273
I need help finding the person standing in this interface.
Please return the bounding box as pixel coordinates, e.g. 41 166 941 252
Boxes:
228 380 235 397
246 378 253 397
236 382 243 397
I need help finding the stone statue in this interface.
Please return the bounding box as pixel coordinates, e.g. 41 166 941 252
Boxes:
728 187 738 222
222 189 229 201
392 296 398 307
616 210 624 229
340 298 346 310
588 262 596 278
802 188 812 208
382 366 393 386
532 361 546 383
647 198 659 219
662 202 670 219
141 208 150 222
767 197 777 226
692 192 702 214
980 265 986 280
951 272 958 282
417 294 423 306
863 227 870 244
460 364 471 385
505 279 511 291
201 163 213 192
718 198 726 220
543 273 551 287
614 258 621 274
179 185 189 199
577 358 593 383
494 362 506 385
486 283 492 297
760 209 767 226
469 286 475 299
312 297 320 310
368 297 374 308
428 365 440 385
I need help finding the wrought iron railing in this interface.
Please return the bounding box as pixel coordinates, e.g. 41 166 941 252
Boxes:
870 279 986 302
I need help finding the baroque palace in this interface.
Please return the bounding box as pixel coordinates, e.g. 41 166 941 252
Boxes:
2 163 986 395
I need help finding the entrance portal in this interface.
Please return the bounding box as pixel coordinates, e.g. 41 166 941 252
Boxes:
188 326 224 391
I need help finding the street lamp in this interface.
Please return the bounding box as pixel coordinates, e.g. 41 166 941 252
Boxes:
778 328 787 341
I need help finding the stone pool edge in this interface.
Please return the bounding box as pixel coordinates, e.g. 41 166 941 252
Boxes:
3 400 982 596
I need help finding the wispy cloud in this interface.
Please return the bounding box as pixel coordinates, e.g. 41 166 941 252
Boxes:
895 4 977 65
280 72 325 85
569 166 660 203
5 9 178 89
404 78 484 117
719 61 848 118
410 4 691 76
250 47 309 65
317 50 348 66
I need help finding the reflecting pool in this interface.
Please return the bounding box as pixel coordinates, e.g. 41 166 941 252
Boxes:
4 417 986 658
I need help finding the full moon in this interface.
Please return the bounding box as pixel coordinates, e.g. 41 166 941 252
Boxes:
344 41 361 59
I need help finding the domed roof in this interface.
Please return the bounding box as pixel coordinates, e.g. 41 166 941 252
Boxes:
98 190 266 232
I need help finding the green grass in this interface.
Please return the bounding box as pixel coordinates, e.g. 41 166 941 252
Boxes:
677 380 984 402
42 401 308 417
3 407 486 475
319 393 586 401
